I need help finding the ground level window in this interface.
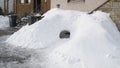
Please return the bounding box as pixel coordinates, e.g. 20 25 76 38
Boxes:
25 0 31 4
20 0 24 4
45 0 47 2
25 0 29 3
67 0 85 2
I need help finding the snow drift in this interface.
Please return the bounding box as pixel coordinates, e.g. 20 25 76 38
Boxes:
6 8 120 68
0 15 9 30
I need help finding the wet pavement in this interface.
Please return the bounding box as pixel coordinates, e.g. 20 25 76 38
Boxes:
0 28 32 68
0 27 47 68
0 28 18 36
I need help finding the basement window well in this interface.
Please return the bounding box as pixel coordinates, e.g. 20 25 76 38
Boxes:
59 30 70 39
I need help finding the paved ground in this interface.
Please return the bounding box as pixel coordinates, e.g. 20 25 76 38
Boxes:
0 28 32 68
0 28 18 36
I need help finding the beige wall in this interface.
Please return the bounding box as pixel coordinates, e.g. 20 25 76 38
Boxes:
51 0 108 12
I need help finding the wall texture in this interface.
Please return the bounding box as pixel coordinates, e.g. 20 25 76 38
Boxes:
0 0 14 13
9 0 14 13
0 0 4 11
51 0 120 31
51 0 108 12
99 0 120 30
41 0 51 13
16 0 34 17
16 0 51 17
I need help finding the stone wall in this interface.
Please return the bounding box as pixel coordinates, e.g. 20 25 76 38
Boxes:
99 0 120 31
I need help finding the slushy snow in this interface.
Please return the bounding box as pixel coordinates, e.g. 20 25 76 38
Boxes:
6 8 120 68
0 15 9 30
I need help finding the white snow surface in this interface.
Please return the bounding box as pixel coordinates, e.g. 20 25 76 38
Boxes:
6 8 120 68
0 15 9 30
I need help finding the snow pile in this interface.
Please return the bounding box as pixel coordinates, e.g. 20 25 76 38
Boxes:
45 11 120 68
6 8 120 68
0 16 9 30
6 8 84 49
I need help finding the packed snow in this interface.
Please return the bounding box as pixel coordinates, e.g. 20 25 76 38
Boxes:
6 8 120 68
0 16 9 30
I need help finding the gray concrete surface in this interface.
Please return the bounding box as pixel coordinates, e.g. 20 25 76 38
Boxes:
0 28 32 68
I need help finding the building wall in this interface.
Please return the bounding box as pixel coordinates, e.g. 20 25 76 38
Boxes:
0 0 4 11
9 0 14 13
51 0 108 12
16 0 34 17
41 0 51 13
99 0 120 30
16 0 51 17
0 0 14 14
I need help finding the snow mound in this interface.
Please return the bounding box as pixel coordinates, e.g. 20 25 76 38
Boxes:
6 8 85 49
45 11 120 68
6 8 120 68
0 16 9 30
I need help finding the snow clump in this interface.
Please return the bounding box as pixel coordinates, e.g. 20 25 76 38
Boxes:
0 16 9 30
